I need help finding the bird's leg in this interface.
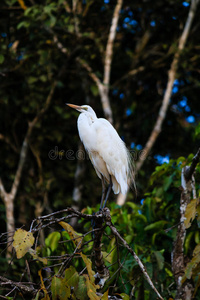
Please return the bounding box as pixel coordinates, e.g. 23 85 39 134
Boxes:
102 175 112 209
100 175 106 210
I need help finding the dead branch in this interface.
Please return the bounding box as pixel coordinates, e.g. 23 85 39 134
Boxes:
0 276 41 298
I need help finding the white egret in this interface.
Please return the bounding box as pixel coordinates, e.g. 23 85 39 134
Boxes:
67 104 135 209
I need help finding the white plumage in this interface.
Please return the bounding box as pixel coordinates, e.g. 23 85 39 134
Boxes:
67 104 134 208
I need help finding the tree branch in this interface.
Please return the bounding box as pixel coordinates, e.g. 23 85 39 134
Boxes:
172 166 194 299
136 0 199 172
117 0 200 206
9 80 57 201
0 80 57 256
184 147 200 181
0 276 41 298
103 208 164 300
0 134 18 153
77 0 123 123
103 0 123 87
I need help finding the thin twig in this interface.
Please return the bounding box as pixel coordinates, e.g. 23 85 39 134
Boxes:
103 208 164 300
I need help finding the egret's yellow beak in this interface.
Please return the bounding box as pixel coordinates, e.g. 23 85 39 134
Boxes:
66 103 82 111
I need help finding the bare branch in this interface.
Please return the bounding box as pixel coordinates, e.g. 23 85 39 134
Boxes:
0 276 41 298
76 58 103 92
0 134 18 153
77 0 123 123
112 66 145 87
0 178 7 200
103 0 123 87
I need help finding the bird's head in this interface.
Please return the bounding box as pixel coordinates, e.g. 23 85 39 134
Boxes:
67 103 97 119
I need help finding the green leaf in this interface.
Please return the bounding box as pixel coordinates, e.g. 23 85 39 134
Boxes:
28 76 38 84
120 294 130 300
74 276 88 300
64 266 79 287
90 85 99 96
17 21 30 29
45 232 61 252
163 175 173 191
51 276 70 300
144 220 167 232
154 251 164 270
0 54 4 64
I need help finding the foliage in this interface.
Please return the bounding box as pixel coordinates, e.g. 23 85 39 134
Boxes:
1 0 200 298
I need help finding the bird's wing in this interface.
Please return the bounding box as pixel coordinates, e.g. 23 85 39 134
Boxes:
92 118 131 194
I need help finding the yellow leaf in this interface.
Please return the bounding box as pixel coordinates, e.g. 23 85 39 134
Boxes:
81 253 95 283
13 229 35 259
184 199 197 229
84 275 100 300
38 269 50 300
59 221 82 249
193 244 200 257
28 248 48 265
101 289 109 300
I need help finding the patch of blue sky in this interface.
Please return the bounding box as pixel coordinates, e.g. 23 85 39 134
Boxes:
130 142 135 149
172 79 180 94
126 108 132 116
128 11 133 17
16 54 24 61
186 115 195 123
130 20 138 27
150 20 156 27
172 86 179 94
140 198 144 205
119 93 124 99
112 89 118 96
185 105 191 112
179 97 187 107
8 42 13 48
182 2 189 7
104 0 109 3
136 144 142 150
123 23 128 29
155 154 170 164
124 17 130 23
